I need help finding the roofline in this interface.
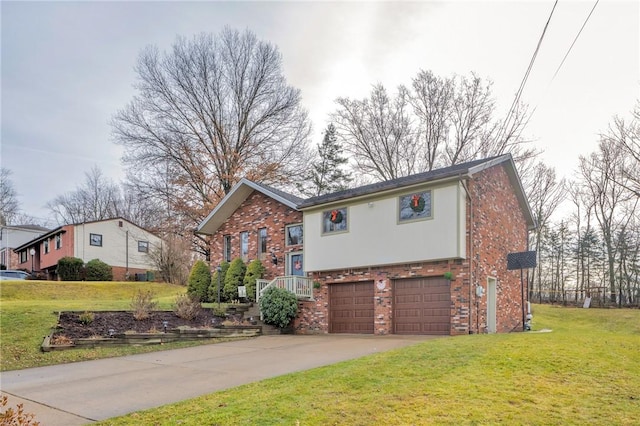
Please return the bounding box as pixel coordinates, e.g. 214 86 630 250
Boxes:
13 226 66 252
196 178 300 235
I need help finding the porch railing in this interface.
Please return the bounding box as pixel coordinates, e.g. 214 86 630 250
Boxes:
256 276 315 304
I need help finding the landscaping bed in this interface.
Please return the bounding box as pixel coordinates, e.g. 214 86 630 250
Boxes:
43 310 261 351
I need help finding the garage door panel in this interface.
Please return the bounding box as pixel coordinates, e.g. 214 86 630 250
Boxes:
329 282 374 334
394 277 451 335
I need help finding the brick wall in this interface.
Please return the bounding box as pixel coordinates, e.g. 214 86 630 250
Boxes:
209 191 303 281
469 164 529 333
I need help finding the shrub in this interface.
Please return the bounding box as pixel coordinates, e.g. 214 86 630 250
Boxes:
208 261 229 303
78 311 95 325
187 260 212 302
85 258 113 281
223 258 246 301
56 256 84 281
173 293 202 320
130 290 157 320
0 395 40 425
243 259 266 302
259 286 298 329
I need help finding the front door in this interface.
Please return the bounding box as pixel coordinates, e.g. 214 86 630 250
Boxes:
287 252 304 276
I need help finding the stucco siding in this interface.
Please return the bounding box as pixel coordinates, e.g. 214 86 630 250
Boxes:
304 182 466 272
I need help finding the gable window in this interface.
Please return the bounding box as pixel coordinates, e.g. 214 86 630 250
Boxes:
398 190 433 223
240 231 249 261
286 224 303 246
258 228 267 258
223 235 232 262
138 241 149 253
44 239 50 254
322 207 348 234
19 250 28 263
55 234 62 249
90 233 103 247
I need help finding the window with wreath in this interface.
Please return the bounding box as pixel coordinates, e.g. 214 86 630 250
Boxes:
322 207 348 234
399 190 432 222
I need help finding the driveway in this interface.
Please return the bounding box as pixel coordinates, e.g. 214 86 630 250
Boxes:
1 334 436 425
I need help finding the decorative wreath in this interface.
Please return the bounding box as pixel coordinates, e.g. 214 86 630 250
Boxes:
410 194 426 213
329 209 343 224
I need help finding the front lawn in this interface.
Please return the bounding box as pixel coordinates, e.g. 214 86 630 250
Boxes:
0 281 229 371
98 305 640 425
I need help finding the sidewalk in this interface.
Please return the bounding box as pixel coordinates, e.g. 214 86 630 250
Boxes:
1 334 435 425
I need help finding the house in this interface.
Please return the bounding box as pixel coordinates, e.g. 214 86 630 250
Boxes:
13 217 163 281
0 224 50 270
197 154 536 335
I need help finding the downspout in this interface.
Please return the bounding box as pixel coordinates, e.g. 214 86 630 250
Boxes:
460 177 474 334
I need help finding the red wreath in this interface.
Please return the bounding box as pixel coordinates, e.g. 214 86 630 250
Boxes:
330 209 343 224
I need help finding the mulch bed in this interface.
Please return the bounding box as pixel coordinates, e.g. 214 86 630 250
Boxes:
54 310 232 340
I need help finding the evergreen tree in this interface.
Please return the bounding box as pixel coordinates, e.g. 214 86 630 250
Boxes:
208 261 229 303
298 124 352 196
187 260 211 302
243 259 266 302
223 258 247 301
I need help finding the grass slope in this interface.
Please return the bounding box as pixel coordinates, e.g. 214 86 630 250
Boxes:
0 281 215 371
98 305 640 425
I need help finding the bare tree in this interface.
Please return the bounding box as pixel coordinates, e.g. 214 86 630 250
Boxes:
46 166 122 224
111 28 312 235
601 101 640 197
332 84 416 181
0 168 20 225
331 70 537 182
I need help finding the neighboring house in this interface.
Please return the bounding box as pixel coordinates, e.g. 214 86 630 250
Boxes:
13 218 163 281
0 225 50 270
197 154 536 336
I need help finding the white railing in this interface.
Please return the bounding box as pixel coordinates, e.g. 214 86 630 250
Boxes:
256 276 314 304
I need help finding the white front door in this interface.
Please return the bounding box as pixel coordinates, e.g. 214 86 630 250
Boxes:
487 277 497 333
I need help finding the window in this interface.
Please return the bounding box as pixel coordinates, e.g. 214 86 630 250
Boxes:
89 233 103 247
398 191 432 222
258 228 267 258
223 235 232 262
19 250 28 263
286 224 303 246
44 239 50 254
55 234 62 249
240 231 249 261
138 241 149 253
322 208 348 234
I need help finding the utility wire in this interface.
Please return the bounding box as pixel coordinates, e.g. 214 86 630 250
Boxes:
497 0 558 144
551 0 600 81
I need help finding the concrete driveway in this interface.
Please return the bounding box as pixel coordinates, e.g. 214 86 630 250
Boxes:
1 334 436 425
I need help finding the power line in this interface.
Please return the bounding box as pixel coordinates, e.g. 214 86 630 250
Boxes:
497 0 559 144
551 0 600 81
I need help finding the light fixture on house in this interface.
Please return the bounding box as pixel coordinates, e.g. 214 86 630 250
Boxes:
271 252 278 265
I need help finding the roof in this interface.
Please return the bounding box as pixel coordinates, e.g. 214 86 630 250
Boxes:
196 178 303 235
0 224 50 232
196 155 536 235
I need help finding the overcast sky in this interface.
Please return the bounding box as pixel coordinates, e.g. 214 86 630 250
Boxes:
2 1 638 226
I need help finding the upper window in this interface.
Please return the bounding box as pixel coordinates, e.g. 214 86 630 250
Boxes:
286 224 303 246
89 233 103 247
240 231 249 261
258 228 267 258
138 241 149 253
55 234 62 249
19 250 28 263
44 239 50 254
399 190 433 222
322 208 348 234
223 235 232 262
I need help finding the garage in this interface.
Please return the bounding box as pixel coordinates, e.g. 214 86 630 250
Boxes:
393 277 451 335
329 281 374 334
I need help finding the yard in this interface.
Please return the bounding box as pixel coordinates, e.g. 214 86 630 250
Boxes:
1 281 638 424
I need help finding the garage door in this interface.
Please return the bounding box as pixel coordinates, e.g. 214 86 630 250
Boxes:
394 277 451 335
329 282 374 334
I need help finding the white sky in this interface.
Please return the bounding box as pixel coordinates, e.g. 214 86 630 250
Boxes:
2 1 638 225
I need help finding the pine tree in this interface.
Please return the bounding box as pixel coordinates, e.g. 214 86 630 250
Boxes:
298 124 352 197
187 260 211 302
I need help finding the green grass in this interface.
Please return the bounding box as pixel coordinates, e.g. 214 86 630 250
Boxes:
0 281 230 371
98 305 640 425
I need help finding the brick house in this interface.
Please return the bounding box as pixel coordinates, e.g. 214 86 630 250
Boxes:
0 225 50 270
197 154 536 335
13 217 163 281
